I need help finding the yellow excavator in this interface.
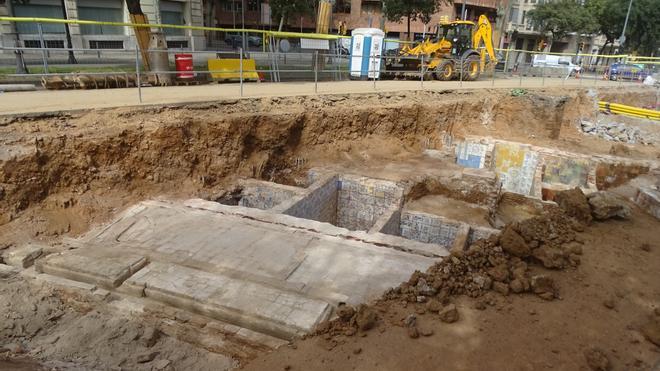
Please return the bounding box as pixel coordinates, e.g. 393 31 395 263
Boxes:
384 15 497 81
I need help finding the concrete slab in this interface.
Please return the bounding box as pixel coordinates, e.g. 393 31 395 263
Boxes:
0 263 18 278
36 249 147 289
3 244 44 268
635 186 660 220
45 200 438 341
125 262 331 339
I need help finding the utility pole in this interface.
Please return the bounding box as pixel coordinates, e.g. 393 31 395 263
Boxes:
241 0 246 52
498 0 513 49
619 0 633 47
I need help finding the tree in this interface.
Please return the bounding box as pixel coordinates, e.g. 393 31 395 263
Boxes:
269 0 315 31
7 0 29 73
527 0 595 51
585 0 625 57
383 0 447 41
624 0 660 56
586 0 659 56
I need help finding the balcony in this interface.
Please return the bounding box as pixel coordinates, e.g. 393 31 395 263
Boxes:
453 0 499 9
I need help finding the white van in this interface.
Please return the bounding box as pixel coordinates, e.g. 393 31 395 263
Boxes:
532 54 581 74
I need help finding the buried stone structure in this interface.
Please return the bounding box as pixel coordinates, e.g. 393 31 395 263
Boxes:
25 137 659 346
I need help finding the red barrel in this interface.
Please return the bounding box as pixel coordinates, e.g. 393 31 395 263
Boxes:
174 53 194 79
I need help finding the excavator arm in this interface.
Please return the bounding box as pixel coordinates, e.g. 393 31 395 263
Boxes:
473 15 497 71
125 0 152 71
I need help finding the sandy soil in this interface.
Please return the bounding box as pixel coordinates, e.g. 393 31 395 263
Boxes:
0 86 658 369
404 194 491 227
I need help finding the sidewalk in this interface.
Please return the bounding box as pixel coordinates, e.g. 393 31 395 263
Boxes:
0 77 630 115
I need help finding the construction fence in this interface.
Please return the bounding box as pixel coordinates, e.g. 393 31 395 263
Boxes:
0 17 658 102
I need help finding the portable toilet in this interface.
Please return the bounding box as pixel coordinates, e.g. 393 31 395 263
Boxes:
349 28 385 80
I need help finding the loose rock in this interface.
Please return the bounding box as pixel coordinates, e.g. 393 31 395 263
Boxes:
583 348 611 371
355 305 377 331
438 304 459 323
499 226 530 258
587 192 631 220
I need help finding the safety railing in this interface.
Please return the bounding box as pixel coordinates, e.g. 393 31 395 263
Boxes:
0 16 656 107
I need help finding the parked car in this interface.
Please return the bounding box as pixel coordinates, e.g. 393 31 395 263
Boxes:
248 35 262 47
532 54 581 75
605 63 650 81
224 33 242 48
224 34 261 48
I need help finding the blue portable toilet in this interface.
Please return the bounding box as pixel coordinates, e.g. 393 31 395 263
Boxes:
349 28 385 80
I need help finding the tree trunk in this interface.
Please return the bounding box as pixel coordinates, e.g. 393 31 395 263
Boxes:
407 14 411 41
60 0 78 64
7 0 29 74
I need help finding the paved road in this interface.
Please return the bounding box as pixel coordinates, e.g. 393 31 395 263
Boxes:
0 76 637 115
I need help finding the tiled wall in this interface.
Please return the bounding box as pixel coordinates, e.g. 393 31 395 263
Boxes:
336 176 404 231
400 211 462 247
283 176 339 225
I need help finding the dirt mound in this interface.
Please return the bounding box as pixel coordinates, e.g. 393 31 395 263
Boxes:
313 206 583 341
553 187 592 225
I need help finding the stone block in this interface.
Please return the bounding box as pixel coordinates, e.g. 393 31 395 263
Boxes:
635 187 660 220
125 262 331 340
36 249 147 289
3 244 43 268
0 263 18 278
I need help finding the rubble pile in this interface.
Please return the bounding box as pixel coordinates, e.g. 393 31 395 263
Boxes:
580 119 651 144
313 189 631 343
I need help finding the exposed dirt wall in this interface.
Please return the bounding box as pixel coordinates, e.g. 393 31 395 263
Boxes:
0 87 654 245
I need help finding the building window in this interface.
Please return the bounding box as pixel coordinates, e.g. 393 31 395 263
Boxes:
334 0 351 13
78 0 124 35
160 0 185 36
167 40 189 48
89 40 124 49
24 39 65 48
521 10 526 24
509 7 519 24
13 2 65 34
247 0 258 11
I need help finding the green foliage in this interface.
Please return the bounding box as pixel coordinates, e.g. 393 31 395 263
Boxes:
585 0 625 44
269 0 315 25
383 0 441 25
527 0 596 42
624 0 660 55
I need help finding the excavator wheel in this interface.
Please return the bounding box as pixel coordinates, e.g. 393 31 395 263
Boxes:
434 60 454 81
461 55 481 81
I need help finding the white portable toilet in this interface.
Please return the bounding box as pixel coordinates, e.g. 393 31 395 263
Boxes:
349 28 385 80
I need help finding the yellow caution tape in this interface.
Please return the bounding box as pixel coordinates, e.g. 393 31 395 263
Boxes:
1 17 658 60
598 101 660 121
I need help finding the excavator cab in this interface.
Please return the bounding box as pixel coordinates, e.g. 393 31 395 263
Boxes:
437 22 474 57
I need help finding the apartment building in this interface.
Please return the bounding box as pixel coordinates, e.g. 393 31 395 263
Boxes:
502 0 605 66
0 0 205 52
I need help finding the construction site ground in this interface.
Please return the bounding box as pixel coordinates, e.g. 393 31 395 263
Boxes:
0 84 659 371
